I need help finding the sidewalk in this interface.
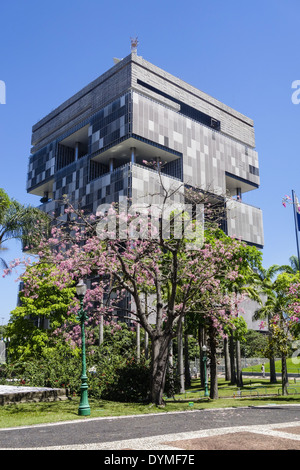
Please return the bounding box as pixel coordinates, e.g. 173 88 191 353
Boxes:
2 385 300 450
46 420 300 450
2 410 300 450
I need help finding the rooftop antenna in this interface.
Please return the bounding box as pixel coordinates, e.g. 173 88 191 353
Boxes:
130 36 139 54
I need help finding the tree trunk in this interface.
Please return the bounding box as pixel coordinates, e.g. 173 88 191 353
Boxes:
145 331 149 360
235 339 243 387
184 333 191 387
168 339 173 368
150 334 172 405
281 354 289 396
269 356 277 383
208 323 218 399
224 337 231 382
144 293 149 359
99 314 103 346
198 325 206 387
177 322 185 393
229 332 236 385
268 334 277 383
136 322 140 361
167 340 175 397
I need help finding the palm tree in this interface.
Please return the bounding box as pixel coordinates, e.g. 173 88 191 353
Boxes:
273 255 300 275
0 247 9 269
252 264 284 384
0 189 11 269
288 255 300 273
225 248 263 387
0 188 49 270
253 268 299 393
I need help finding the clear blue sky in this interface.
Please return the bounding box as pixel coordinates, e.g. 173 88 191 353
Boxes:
1 0 300 324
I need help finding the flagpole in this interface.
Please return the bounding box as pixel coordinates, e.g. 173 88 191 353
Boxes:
292 189 300 270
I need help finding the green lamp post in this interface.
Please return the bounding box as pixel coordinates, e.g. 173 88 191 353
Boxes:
76 280 91 416
202 344 209 397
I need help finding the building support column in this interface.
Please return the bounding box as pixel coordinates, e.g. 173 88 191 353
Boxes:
75 142 80 161
131 147 136 164
109 158 114 173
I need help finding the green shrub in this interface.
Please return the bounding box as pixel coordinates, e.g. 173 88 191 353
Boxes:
99 357 151 402
1 352 81 396
1 348 151 402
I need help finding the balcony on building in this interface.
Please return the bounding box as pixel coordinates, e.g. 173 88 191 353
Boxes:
90 136 183 182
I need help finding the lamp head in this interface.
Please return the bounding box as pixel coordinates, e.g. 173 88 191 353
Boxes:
202 345 207 352
76 279 87 297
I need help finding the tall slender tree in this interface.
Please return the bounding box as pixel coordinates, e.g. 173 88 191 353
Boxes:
254 271 299 394
252 264 286 383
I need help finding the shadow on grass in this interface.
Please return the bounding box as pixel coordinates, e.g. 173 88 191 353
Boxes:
1 400 77 415
244 395 300 407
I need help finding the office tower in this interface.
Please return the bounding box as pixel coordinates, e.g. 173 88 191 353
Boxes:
26 46 264 327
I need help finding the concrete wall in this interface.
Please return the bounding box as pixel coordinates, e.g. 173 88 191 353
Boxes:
31 52 256 153
226 199 264 247
131 91 260 195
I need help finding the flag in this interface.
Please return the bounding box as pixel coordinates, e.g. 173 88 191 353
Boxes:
294 193 300 231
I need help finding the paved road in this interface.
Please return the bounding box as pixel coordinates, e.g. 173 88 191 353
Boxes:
2 405 300 450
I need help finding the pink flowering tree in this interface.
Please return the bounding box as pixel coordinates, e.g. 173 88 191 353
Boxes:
5 195 250 405
185 234 262 398
4 163 257 405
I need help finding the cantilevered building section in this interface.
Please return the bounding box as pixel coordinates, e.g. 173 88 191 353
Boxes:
27 49 263 249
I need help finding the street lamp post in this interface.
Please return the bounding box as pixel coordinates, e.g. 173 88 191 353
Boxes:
202 344 209 397
76 280 91 416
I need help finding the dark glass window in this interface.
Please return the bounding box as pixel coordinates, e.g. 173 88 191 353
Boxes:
115 179 124 192
56 144 75 170
89 160 108 181
249 165 259 176
137 79 221 131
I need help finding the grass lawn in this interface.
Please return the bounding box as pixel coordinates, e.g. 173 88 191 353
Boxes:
1 377 300 429
242 357 300 375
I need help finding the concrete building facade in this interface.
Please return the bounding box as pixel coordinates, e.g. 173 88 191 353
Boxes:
26 49 264 329
27 51 263 247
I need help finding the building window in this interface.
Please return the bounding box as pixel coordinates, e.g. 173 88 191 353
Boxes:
249 164 259 176
89 160 108 181
137 79 221 131
56 144 75 170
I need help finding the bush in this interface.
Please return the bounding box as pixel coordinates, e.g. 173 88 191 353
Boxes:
85 346 151 402
1 324 165 402
1 348 151 402
1 352 81 397
99 357 151 402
